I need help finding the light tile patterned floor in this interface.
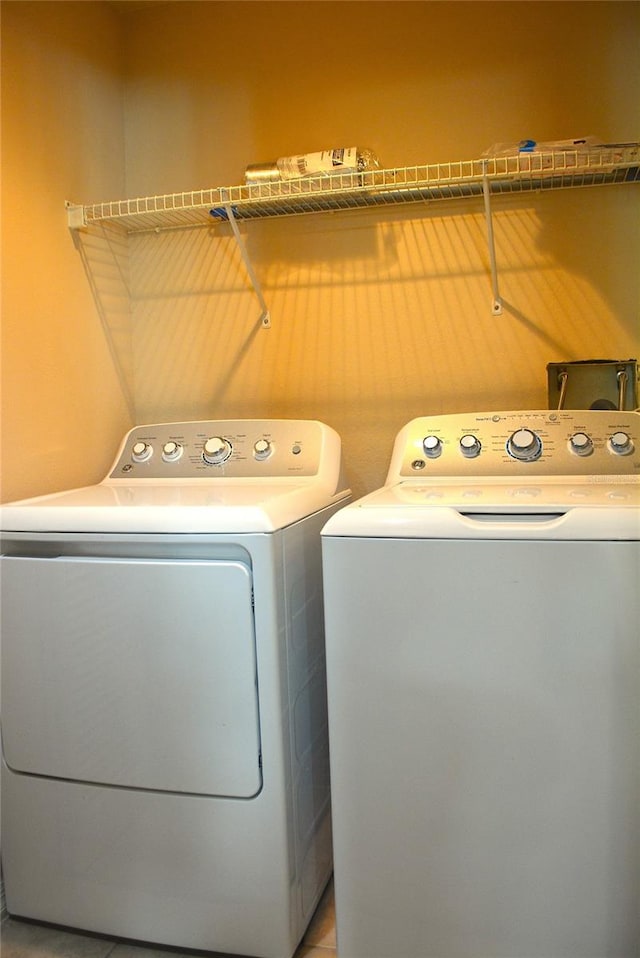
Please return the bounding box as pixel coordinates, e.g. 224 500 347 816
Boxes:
294 881 336 956
0 880 336 958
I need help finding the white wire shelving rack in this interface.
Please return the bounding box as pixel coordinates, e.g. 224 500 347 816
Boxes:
66 144 640 325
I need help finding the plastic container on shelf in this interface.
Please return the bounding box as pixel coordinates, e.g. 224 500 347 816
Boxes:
245 147 380 183
243 162 280 183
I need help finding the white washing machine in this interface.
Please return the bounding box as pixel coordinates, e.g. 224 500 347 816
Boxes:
321 410 639 958
1 418 350 958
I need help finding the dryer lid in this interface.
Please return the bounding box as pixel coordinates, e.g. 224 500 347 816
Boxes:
1 481 349 533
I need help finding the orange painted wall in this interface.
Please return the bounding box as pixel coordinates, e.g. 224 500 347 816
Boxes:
2 1 639 501
122 1 640 495
1 0 132 502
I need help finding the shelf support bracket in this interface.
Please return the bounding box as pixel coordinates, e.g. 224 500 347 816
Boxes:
220 191 271 329
481 165 503 316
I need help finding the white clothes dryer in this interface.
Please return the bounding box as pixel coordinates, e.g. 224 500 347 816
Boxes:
321 410 639 958
1 419 350 958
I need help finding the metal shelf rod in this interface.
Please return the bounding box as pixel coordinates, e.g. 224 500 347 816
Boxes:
482 164 503 316
221 192 271 329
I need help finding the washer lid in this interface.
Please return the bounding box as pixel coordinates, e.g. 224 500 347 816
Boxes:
1 481 349 534
321 478 640 540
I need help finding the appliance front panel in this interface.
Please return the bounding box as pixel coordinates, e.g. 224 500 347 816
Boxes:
1 555 262 798
322 535 639 957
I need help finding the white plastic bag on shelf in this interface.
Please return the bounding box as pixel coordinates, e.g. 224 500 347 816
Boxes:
482 136 603 157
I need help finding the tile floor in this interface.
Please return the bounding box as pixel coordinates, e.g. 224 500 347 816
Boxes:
0 880 336 958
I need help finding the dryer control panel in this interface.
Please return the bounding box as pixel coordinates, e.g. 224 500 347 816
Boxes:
390 410 640 480
109 419 338 480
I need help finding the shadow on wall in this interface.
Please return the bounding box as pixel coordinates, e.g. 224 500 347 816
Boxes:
70 188 639 496
529 186 639 344
72 225 136 420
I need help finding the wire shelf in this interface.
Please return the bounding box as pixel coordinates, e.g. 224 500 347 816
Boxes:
68 144 640 234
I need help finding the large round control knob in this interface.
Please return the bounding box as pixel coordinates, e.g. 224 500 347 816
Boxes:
569 432 593 457
162 440 183 462
459 434 481 458
506 428 542 462
609 431 634 455
253 438 273 461
202 436 232 465
131 440 152 463
422 435 443 459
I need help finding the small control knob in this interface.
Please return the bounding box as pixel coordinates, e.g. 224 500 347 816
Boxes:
203 436 232 465
506 428 542 462
569 432 593 457
459 434 481 458
131 440 152 463
162 440 183 462
422 435 443 459
609 431 634 456
253 438 273 460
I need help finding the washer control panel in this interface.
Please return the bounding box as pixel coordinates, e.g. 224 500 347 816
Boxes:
110 420 328 479
391 410 640 480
